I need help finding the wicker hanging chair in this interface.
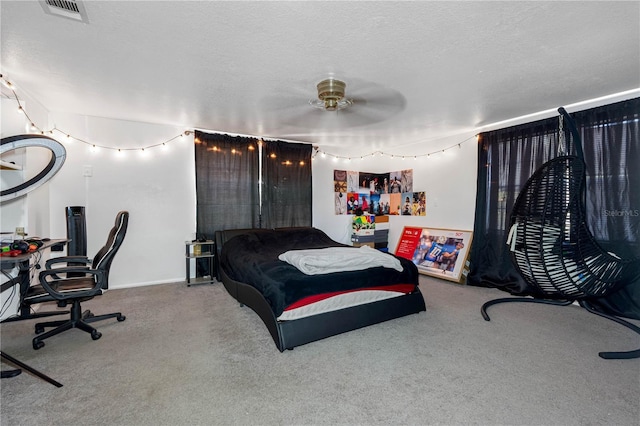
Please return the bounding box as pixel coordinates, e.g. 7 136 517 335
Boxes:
481 107 640 359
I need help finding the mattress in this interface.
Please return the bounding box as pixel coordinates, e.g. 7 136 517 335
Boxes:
220 227 419 317
277 283 416 321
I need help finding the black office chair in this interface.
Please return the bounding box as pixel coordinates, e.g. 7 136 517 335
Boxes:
481 108 640 359
24 211 129 350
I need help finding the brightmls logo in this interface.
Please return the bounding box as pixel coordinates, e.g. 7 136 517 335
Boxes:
603 209 640 217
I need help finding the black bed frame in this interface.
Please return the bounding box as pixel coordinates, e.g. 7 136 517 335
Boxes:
215 228 427 352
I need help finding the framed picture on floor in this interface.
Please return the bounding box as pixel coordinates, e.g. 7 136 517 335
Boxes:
395 226 473 283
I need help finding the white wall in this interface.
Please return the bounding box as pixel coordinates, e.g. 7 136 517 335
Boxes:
2 101 195 319
1 95 52 320
40 90 633 289
311 136 478 250
4 88 635 298
3 97 478 297
45 112 196 288
1 96 51 237
1 98 28 234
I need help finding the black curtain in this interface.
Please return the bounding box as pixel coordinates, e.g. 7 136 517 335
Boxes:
194 133 312 235
262 140 312 229
194 131 259 239
467 116 561 294
467 98 640 319
573 100 640 318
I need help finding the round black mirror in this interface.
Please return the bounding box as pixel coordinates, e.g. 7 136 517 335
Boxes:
1 134 66 203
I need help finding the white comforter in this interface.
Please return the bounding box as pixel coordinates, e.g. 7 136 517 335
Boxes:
278 245 403 275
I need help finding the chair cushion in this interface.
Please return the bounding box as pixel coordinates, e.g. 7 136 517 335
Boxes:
24 277 97 304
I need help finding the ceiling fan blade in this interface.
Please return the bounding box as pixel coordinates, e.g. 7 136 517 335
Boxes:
344 110 389 128
270 106 346 130
349 96 404 116
263 76 407 130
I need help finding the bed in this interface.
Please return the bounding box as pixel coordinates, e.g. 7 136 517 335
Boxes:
215 227 426 351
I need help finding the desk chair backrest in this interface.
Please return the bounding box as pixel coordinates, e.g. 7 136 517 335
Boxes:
91 211 129 289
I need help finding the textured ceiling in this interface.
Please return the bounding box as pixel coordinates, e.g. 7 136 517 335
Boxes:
1 1 639 155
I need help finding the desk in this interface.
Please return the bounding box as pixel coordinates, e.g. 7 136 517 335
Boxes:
0 239 67 387
1 239 69 323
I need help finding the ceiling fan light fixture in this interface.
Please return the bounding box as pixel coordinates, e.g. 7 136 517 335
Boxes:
310 78 352 111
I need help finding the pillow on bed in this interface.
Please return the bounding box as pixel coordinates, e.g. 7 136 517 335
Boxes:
275 226 314 232
274 227 345 249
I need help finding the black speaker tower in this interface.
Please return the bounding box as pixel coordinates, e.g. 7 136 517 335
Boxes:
65 206 87 257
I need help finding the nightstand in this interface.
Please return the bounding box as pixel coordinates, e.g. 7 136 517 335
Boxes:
185 240 215 286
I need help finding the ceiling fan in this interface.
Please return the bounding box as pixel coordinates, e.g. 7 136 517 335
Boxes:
309 78 352 111
264 77 406 132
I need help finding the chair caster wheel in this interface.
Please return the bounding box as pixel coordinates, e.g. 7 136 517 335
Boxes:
117 315 126 322
35 326 45 334
33 341 45 350
91 330 102 340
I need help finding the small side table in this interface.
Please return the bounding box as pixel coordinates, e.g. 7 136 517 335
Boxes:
185 240 216 286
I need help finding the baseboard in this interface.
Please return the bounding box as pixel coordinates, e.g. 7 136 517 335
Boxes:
110 278 186 290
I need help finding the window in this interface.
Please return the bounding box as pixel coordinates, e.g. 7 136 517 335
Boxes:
194 132 312 238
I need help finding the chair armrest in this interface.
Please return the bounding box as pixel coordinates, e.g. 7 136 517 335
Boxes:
45 257 92 279
45 256 92 269
38 268 106 301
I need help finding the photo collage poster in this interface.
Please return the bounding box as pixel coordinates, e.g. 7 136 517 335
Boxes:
334 169 425 216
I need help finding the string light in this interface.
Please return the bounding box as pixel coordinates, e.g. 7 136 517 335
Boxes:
1 76 15 90
1 74 474 161
311 134 477 161
1 74 191 153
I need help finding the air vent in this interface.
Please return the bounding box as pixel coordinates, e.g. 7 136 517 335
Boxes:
39 0 89 23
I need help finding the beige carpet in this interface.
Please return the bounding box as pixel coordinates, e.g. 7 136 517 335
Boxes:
1 276 639 425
